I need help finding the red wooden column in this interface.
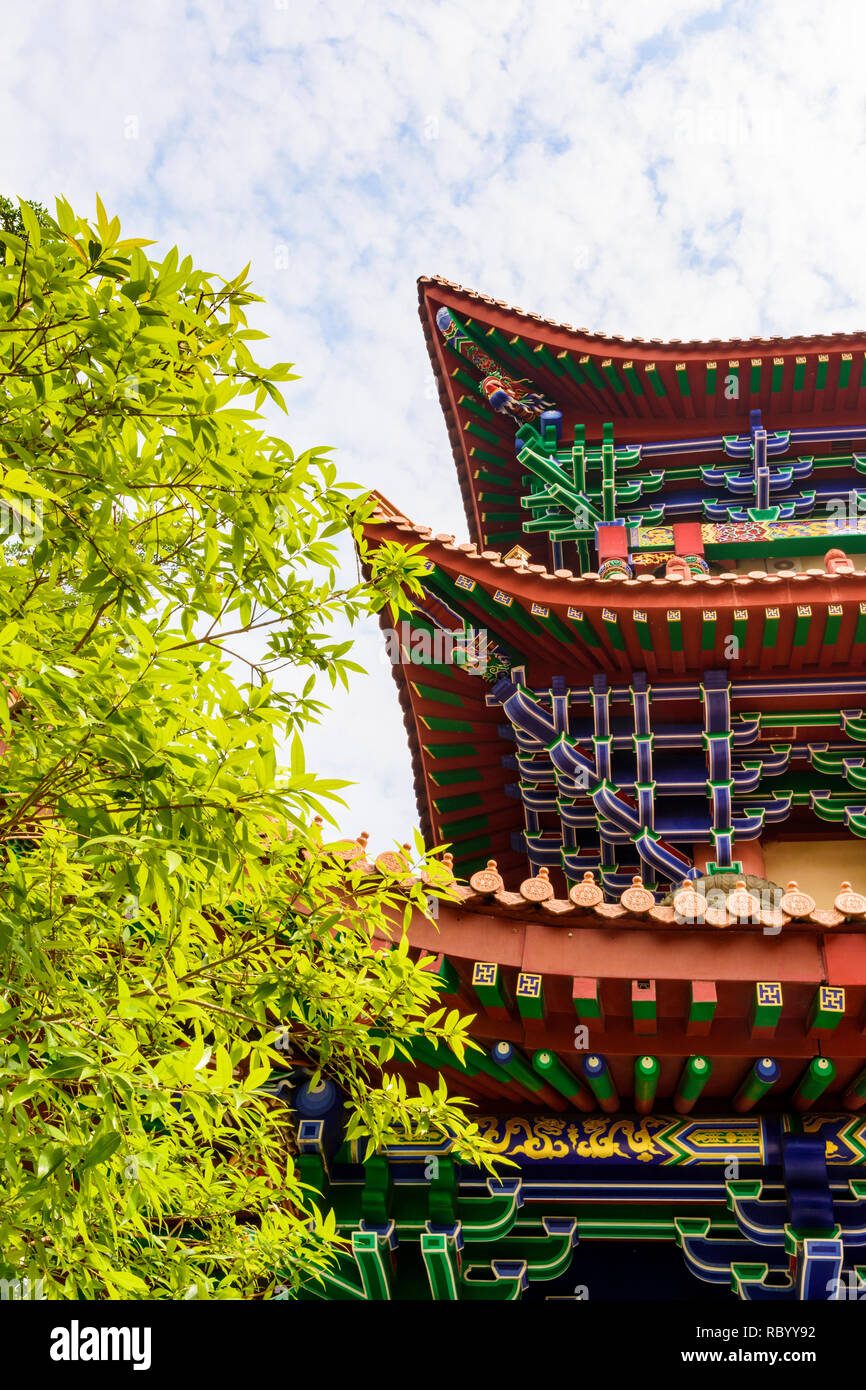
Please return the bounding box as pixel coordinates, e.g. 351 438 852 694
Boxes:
672 521 707 574
596 523 632 580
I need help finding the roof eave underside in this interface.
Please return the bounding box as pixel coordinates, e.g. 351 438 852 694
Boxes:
418 274 866 550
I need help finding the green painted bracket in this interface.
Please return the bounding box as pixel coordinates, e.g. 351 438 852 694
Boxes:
783 1223 842 1258
480 1218 577 1281
301 1250 375 1302
517 443 585 504
674 1216 712 1244
352 1228 394 1300
731 1263 793 1299
842 710 866 742
296 1152 329 1200
636 471 664 493
812 792 850 823
811 754 866 788
614 481 643 504
420 1231 461 1301
809 747 848 778
458 1265 525 1301
428 1156 459 1226
627 506 665 525
360 1154 392 1227
458 1185 521 1243
725 1179 762 1211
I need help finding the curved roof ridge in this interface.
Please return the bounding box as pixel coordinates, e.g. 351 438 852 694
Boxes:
419 273 866 354
367 493 866 592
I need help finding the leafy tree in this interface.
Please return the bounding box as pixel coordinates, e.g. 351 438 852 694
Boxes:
0 195 50 238
0 196 495 1299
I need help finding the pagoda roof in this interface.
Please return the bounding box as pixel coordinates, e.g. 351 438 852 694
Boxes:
355 839 866 932
367 499 866 879
421 272 866 358
419 275 866 550
332 837 866 1113
372 491 866 597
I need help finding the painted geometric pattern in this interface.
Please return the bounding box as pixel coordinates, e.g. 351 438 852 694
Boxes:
636 517 866 551
515 972 542 998
492 657 866 894
472 961 498 987
819 986 846 1013
357 1115 866 1169
756 982 783 1008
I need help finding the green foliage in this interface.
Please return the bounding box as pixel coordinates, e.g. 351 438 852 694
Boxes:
0 195 51 239
0 196 496 1300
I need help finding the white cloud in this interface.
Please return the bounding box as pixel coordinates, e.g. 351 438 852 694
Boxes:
4 0 866 846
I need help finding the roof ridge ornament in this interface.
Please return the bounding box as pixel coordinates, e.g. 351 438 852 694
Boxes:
469 859 504 894
520 866 555 902
620 875 656 915
375 846 412 879
779 880 816 919
672 879 709 924
568 870 604 909
835 881 866 918
725 881 761 922
343 830 370 864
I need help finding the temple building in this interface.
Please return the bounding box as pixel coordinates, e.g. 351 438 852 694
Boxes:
292 277 866 1301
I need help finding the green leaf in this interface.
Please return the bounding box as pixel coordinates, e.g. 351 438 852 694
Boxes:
19 200 41 249
80 1132 122 1170
37 1146 65 1180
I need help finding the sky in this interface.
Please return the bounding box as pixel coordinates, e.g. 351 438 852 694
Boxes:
5 0 866 850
